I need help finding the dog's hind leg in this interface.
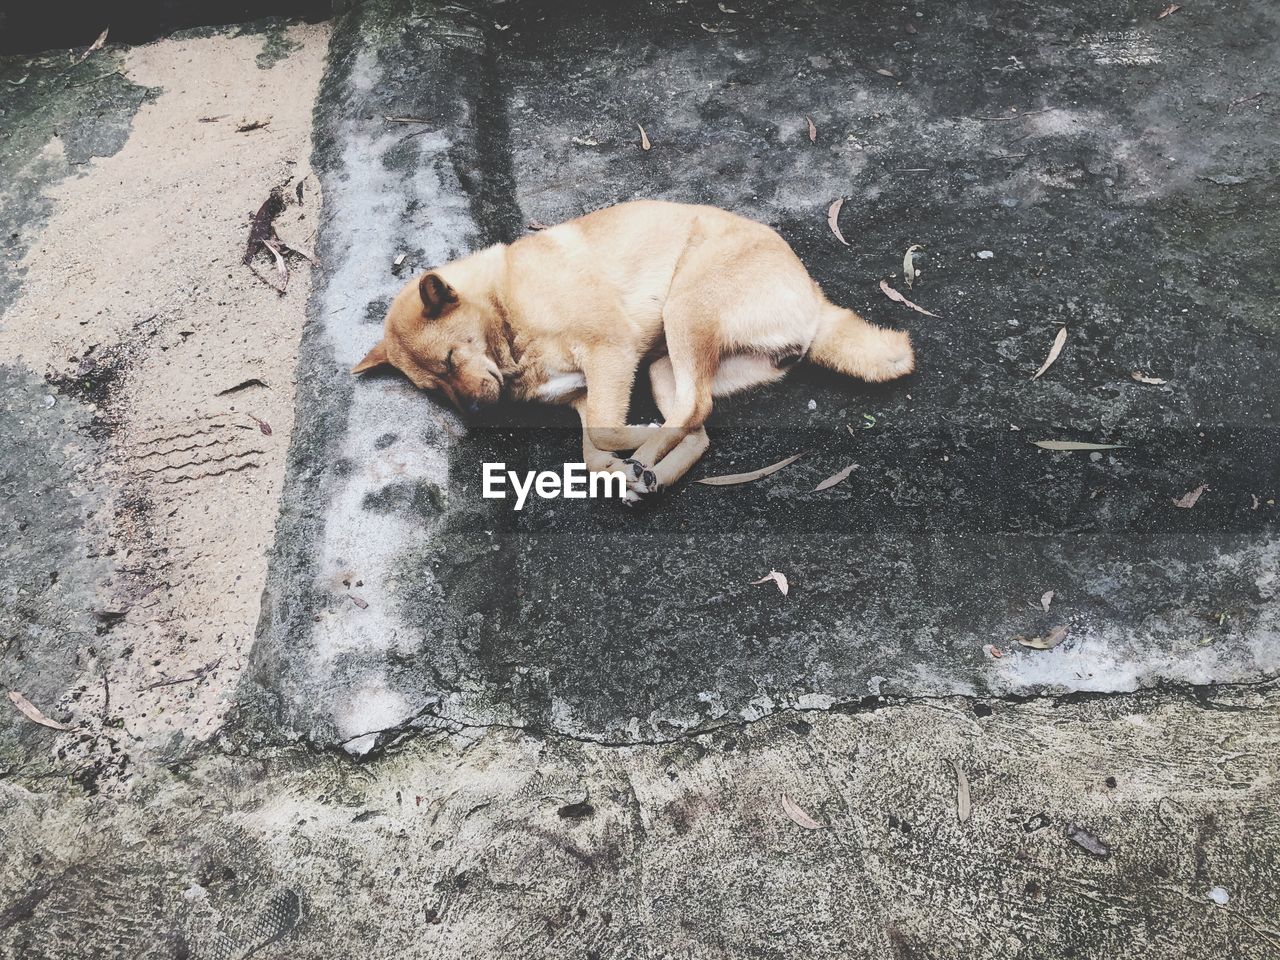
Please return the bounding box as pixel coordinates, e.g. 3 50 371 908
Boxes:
632 352 794 494
630 355 710 493
809 302 914 382
625 301 719 478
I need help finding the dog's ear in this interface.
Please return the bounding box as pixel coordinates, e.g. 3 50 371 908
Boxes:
352 339 390 374
419 271 459 319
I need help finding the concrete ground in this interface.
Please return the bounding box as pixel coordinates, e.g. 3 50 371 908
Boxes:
2 2 1278 958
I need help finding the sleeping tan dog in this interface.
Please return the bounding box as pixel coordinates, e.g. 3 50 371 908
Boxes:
353 200 914 500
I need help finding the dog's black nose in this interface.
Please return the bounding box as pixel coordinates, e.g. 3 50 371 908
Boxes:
465 399 482 416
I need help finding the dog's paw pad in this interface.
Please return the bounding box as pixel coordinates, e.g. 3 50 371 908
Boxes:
623 458 647 479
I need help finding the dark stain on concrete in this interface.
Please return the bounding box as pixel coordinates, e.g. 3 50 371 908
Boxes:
246 0 1280 749
361 479 446 518
0 51 152 314
0 365 108 761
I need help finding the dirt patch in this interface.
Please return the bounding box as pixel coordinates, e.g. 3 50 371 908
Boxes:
0 22 329 775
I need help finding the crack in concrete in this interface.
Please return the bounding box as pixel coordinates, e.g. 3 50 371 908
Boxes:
336 674 1280 758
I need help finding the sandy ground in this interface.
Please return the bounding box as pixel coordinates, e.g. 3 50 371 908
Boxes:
0 22 328 771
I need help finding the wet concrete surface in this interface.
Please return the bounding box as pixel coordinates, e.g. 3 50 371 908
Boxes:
245 0 1279 752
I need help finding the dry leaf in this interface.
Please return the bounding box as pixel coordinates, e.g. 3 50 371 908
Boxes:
263 239 289 290
1156 4 1181 18
349 594 369 610
718 2 737 11
751 570 789 596
1065 823 1110 857
697 452 804 486
950 762 971 822
1041 590 1055 612
806 115 817 142
779 792 823 830
876 68 897 78
827 198 850 246
1031 327 1068 380
236 119 270 133
814 463 858 491
879 280 941 317
988 645 1004 658
1017 625 1069 650
8 691 73 731
1173 484 1208 509
71 27 108 66
637 123 651 151
249 414 273 436
902 244 923 288
1131 371 1168 385
700 22 738 33
1253 494 1261 511
1033 440 1126 451
527 220 550 231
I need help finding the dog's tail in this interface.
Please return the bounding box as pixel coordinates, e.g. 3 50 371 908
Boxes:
809 301 915 382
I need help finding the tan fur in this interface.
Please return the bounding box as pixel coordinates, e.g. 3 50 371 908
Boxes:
354 200 914 498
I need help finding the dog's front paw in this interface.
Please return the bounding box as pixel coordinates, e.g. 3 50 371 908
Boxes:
622 458 661 501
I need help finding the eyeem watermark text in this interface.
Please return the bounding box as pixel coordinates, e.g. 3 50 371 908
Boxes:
483 462 627 510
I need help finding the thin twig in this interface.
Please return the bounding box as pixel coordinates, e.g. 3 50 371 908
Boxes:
1227 91 1265 113
955 106 1059 121
66 67 121 89
384 115 433 124
246 260 287 296
141 657 222 691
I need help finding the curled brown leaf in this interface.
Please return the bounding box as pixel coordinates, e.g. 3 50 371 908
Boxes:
951 762 971 822
814 463 858 491
1017 625 1069 650
8 691 73 731
879 280 940 317
71 27 108 67
1173 484 1208 509
1031 327 1067 380
697 452 803 486
779 792 823 830
827 198 850 246
751 570 789 596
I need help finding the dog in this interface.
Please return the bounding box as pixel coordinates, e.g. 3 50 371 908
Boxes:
353 200 914 501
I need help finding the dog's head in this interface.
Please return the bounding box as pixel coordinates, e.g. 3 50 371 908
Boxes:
352 269 505 415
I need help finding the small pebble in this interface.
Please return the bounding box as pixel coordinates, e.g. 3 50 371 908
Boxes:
43 395 55 409
807 399 817 411
1207 886 1229 906
977 250 995 260
1090 452 1102 462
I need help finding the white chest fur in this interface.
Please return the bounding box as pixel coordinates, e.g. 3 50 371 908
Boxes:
535 371 587 401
